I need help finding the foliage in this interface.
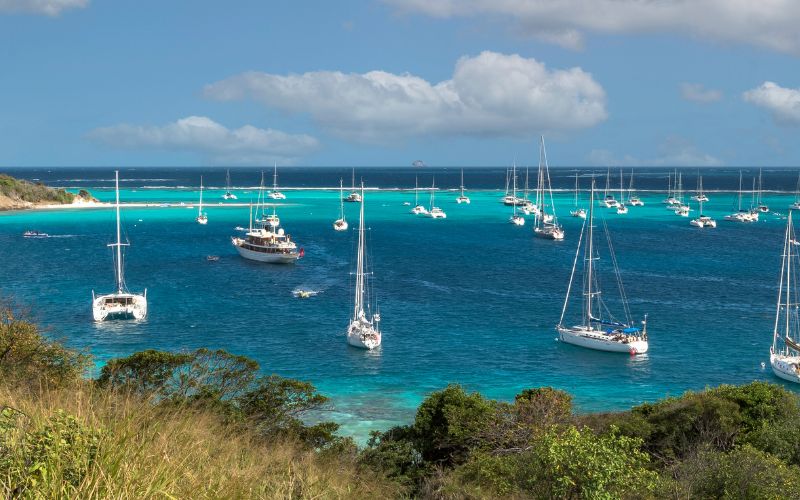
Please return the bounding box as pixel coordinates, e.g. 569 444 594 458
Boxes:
0 302 88 387
0 174 74 205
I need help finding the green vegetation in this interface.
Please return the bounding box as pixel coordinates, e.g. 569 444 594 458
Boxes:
0 173 74 207
3 299 800 498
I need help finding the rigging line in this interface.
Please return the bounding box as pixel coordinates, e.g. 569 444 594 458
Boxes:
603 218 632 325
559 217 586 326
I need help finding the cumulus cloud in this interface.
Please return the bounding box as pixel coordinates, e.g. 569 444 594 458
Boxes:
680 83 722 103
385 0 800 55
0 0 87 16
204 51 607 143
743 81 800 125
589 137 723 167
88 116 320 165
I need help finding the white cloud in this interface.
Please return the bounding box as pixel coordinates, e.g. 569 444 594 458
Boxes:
589 137 723 167
743 81 800 125
385 0 800 55
204 51 607 143
680 83 722 103
0 0 87 16
88 116 320 165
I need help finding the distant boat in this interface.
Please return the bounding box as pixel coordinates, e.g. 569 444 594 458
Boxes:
691 172 708 203
770 210 800 383
344 168 362 203
456 169 470 204
725 171 757 223
206 255 220 262
410 175 429 215
333 178 349 231
756 168 769 212
791 172 800 210
616 169 628 214
690 177 717 228
222 169 237 200
664 170 679 206
601 168 619 208
268 163 286 200
347 182 381 350
426 177 446 219
92 171 147 321
627 169 644 206
673 172 690 217
570 172 586 219
556 178 648 354
509 165 525 226
196 176 208 225
533 136 564 240
23 230 49 238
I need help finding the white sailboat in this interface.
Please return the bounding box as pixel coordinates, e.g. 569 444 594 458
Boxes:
690 177 717 228
756 168 769 212
674 172 691 217
627 169 644 206
616 168 629 214
196 176 208 225
410 176 429 215
521 166 536 215
268 163 286 200
222 169 237 200
556 178 648 354
533 136 564 240
509 167 525 226
570 172 587 219
333 178 348 231
691 172 709 202
791 172 800 210
345 168 362 203
664 170 679 206
725 171 757 222
426 178 446 219
456 169 470 204
602 167 619 208
347 183 381 350
92 171 147 321
502 165 524 206
770 210 800 383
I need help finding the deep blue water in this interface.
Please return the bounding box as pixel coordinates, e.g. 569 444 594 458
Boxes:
1 166 799 437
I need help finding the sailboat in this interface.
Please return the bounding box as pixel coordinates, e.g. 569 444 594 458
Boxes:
410 176 429 215
521 167 536 215
616 168 629 214
690 176 716 228
725 171 757 223
456 169 470 204
268 163 286 200
570 172 586 219
627 169 644 206
92 171 147 321
756 168 769 212
674 172 691 217
664 170 679 206
509 168 525 226
222 169 237 200
556 178 648 354
347 182 381 350
691 172 709 202
791 172 800 210
345 168 362 202
770 210 800 383
502 165 523 206
333 178 348 231
196 176 208 225
533 136 564 240
426 177 446 218
602 168 619 208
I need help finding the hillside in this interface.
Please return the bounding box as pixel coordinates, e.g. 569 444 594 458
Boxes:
0 173 88 210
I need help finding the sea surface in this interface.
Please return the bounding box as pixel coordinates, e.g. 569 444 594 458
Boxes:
1 166 799 437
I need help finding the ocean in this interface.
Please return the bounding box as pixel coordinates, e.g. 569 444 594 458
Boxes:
0 166 798 437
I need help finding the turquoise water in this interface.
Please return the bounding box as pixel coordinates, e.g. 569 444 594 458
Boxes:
0 169 796 437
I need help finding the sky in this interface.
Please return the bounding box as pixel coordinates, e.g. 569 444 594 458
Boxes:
1 0 800 167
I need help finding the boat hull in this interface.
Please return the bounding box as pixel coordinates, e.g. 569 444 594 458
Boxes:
347 321 381 350
457 196 470 204
770 352 800 384
92 293 147 321
557 326 648 354
233 243 299 264
333 219 348 231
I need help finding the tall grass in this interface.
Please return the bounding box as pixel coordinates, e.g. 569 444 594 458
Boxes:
0 382 401 499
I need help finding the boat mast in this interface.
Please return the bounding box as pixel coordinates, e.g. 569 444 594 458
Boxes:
738 170 743 211
786 210 792 351
541 136 557 224
775 212 792 352
108 170 129 293
430 177 436 210
460 169 465 197
414 175 419 206
272 163 278 191
585 178 596 325
198 176 203 217
339 178 345 220
574 172 579 207
619 168 624 201
512 164 518 217
353 182 366 320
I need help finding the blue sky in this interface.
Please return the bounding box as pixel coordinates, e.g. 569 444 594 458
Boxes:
1 0 799 167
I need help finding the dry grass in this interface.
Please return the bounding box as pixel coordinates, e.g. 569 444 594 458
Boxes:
0 383 402 499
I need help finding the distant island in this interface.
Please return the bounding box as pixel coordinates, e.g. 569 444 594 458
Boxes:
0 173 96 210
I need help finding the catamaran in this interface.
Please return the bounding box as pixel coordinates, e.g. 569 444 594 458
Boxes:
674 172 690 217
556 178 648 354
533 136 564 240
756 168 769 212
725 171 757 222
502 165 524 206
92 171 147 321
627 169 644 206
347 183 381 350
520 167 536 215
769 210 800 383
570 172 586 219
222 169 237 200
268 163 286 200
691 172 709 202
602 168 619 208
410 176 428 215
456 169 470 204
616 168 629 214
426 178 446 219
196 176 208 225
664 170 678 206
690 177 716 228
791 172 800 210
345 168 362 203
509 168 525 226
333 178 348 231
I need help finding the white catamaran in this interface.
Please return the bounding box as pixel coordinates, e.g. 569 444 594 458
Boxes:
627 169 644 206
345 168 362 203
222 169 237 200
616 168 629 214
410 176 429 215
533 136 564 240
457 169 470 204
509 167 525 226
791 172 800 210
690 176 717 228
556 178 649 354
570 172 587 219
426 178 446 219
756 168 769 213
196 176 208 225
92 171 147 321
725 170 758 223
334 178 348 231
770 210 800 383
347 183 382 350
268 163 286 200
